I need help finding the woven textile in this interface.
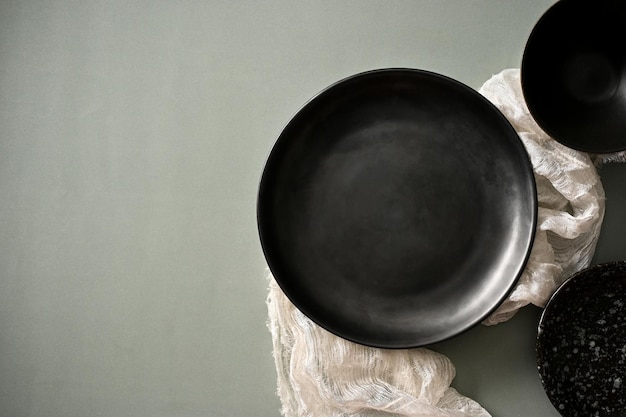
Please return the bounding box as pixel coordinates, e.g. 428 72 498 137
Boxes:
266 69 606 416
480 69 605 324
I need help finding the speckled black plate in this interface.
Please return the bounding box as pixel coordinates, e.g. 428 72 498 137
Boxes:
258 68 537 348
537 262 626 417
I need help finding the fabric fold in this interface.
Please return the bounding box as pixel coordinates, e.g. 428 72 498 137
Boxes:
480 69 605 324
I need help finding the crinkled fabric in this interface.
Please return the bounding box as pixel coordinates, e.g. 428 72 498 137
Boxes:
266 68 605 417
480 69 605 324
594 151 626 164
267 278 491 417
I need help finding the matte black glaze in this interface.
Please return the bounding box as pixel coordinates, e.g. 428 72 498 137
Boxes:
537 262 626 417
522 0 626 153
257 69 537 348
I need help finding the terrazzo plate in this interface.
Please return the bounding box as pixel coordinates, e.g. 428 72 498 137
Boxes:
537 261 626 417
257 68 537 348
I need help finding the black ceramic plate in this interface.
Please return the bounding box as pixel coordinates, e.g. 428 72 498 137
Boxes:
522 0 626 153
537 262 626 417
258 69 537 348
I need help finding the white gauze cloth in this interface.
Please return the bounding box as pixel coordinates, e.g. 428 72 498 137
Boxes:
266 68 605 417
480 69 605 324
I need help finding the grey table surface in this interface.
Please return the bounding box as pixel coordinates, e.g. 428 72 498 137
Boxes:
1 1 622 416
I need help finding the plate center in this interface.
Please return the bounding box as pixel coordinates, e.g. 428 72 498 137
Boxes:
302 125 483 298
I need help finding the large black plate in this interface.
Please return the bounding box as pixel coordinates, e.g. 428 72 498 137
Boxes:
537 262 626 417
257 69 537 348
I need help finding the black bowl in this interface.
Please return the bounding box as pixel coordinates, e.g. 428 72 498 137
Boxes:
537 262 626 416
522 0 626 153
258 68 537 348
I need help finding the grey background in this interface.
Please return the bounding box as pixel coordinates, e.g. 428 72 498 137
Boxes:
1 1 623 416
